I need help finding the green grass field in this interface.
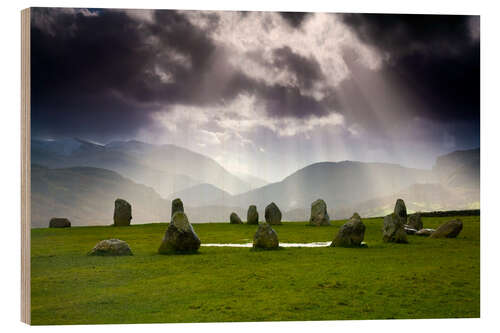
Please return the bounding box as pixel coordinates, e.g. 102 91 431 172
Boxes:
30 216 480 325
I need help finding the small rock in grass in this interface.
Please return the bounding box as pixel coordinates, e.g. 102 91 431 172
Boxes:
430 219 463 238
88 239 133 256
230 212 243 224
331 213 366 247
253 223 279 249
158 211 201 254
49 217 71 228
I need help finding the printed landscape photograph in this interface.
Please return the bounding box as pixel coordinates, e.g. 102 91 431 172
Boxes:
29 7 480 325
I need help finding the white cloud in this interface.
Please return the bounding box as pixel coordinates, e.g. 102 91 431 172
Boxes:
151 93 346 155
212 94 345 137
187 12 382 94
347 123 364 137
199 129 222 145
123 9 155 23
154 65 174 83
32 8 98 36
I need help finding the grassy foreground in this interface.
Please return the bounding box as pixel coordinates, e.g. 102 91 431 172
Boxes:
31 216 480 325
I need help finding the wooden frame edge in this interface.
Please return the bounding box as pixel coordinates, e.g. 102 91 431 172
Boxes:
21 7 31 325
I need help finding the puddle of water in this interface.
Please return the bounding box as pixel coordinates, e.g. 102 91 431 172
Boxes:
201 242 331 248
202 243 252 248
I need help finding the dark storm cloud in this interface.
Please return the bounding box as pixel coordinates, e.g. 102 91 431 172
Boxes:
31 8 479 152
31 8 221 138
272 46 324 90
233 46 334 118
221 69 333 119
30 8 335 139
31 8 157 139
263 85 328 118
340 13 480 123
279 12 310 28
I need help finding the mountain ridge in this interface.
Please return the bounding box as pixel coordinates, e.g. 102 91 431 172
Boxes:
31 138 252 197
30 143 480 226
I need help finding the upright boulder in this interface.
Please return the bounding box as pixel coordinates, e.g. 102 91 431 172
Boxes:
230 212 243 224
430 219 463 238
351 212 361 219
382 213 408 243
158 211 201 254
394 199 407 222
88 239 133 256
407 213 423 230
49 217 71 228
253 223 279 249
171 198 184 218
265 202 282 225
309 199 331 226
113 199 132 226
331 213 365 247
247 205 259 225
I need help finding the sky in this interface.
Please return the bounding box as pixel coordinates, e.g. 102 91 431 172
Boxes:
30 8 480 182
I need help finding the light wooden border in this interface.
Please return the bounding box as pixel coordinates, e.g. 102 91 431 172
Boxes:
21 7 31 325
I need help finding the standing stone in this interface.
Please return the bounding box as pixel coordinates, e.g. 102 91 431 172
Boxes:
49 217 71 228
247 205 259 225
230 212 243 224
407 213 423 230
382 213 408 243
394 199 407 223
265 202 282 225
113 199 132 226
88 239 133 256
158 211 201 254
331 213 366 247
253 223 279 249
171 198 184 218
309 199 331 226
430 219 463 238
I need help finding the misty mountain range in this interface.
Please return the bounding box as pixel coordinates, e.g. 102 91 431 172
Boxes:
32 138 254 197
30 138 479 227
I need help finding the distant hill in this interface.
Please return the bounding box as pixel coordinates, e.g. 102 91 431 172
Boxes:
228 161 436 213
105 140 251 195
168 183 232 207
31 164 170 227
232 171 269 189
30 147 480 226
351 183 479 218
283 208 309 221
31 165 255 226
31 138 252 197
433 148 480 189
